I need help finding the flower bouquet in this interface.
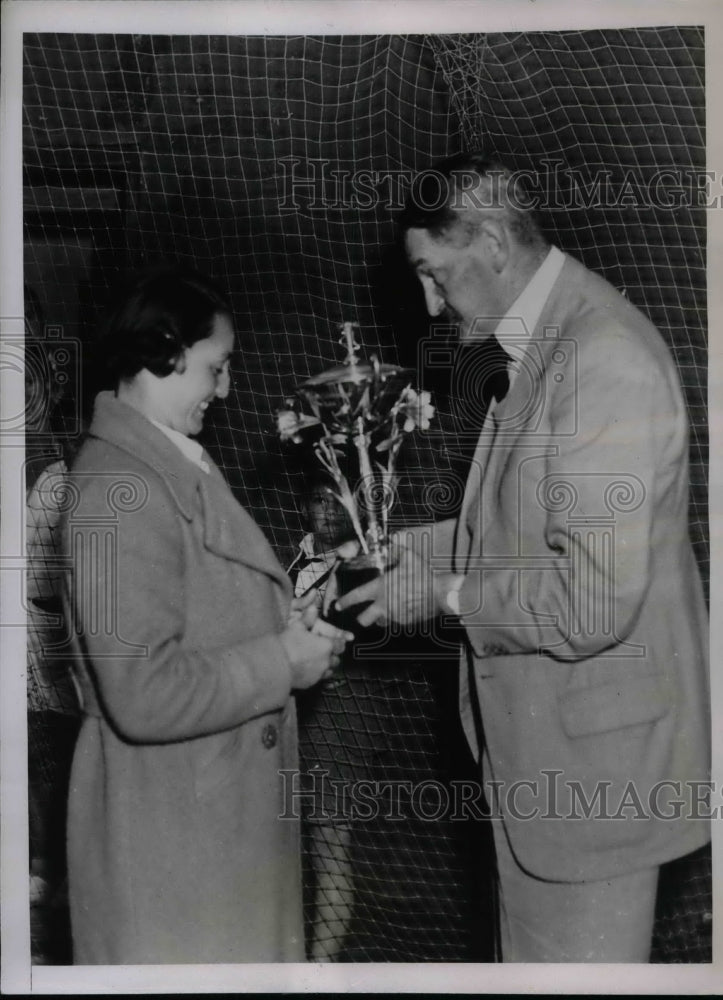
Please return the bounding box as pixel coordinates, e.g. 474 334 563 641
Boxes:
277 321 434 630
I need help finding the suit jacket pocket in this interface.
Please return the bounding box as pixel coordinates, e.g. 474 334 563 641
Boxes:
558 673 673 739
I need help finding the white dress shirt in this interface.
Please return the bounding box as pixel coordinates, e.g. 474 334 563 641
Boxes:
494 243 566 396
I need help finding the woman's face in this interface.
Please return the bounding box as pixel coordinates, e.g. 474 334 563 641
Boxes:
158 312 234 437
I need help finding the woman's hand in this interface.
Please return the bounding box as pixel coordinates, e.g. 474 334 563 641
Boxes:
289 587 322 629
280 619 352 690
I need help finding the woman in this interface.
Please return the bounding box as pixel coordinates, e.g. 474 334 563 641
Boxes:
62 266 348 964
25 285 81 923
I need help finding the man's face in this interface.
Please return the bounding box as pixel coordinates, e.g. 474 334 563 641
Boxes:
405 225 505 340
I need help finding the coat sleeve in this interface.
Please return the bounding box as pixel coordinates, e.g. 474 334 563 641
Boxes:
64 472 293 744
457 324 687 661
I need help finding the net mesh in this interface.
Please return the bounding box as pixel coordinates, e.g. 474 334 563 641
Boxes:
428 28 708 583
22 29 708 963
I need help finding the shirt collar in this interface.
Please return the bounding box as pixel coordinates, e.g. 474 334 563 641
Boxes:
149 420 210 474
289 532 335 565
495 244 566 366
301 533 337 563
287 532 337 578
299 532 317 558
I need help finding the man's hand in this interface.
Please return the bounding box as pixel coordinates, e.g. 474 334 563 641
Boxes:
321 539 359 618
333 540 457 629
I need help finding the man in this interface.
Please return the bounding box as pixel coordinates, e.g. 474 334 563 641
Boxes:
336 152 710 962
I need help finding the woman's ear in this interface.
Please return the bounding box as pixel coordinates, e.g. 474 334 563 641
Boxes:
171 351 187 375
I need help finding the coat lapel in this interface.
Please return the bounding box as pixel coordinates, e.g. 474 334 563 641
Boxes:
199 463 292 596
88 392 292 597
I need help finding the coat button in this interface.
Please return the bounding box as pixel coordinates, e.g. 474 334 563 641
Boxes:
261 723 278 749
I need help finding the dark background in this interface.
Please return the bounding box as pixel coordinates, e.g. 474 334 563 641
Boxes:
23 29 707 577
23 29 709 963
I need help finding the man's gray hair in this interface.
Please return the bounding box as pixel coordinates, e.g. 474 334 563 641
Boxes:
399 151 546 250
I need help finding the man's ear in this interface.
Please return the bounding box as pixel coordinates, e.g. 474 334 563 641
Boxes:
479 217 509 273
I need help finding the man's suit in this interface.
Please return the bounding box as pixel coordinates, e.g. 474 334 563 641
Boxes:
429 251 709 885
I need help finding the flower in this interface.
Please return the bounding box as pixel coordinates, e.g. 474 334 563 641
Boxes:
399 387 435 433
277 322 434 562
276 407 321 443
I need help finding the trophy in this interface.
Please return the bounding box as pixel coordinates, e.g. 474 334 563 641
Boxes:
278 322 435 643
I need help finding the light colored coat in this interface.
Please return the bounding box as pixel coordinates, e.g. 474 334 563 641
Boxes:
426 253 709 882
62 392 303 963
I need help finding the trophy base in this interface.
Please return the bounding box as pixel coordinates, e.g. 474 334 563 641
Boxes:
329 553 384 634
321 552 387 689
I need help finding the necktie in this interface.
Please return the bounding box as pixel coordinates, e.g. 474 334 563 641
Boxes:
291 551 326 574
288 549 333 593
471 334 510 410
447 335 512 472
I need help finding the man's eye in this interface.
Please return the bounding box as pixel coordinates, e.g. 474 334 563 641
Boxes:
421 268 443 286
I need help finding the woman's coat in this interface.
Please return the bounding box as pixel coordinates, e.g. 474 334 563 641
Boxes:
63 392 303 964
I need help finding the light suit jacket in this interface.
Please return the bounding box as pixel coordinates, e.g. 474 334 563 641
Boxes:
62 392 303 963
424 253 709 882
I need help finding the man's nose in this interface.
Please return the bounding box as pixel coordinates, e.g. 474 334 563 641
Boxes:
215 366 231 398
421 278 445 317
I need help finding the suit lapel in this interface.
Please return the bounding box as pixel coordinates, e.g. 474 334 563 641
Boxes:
456 269 573 568
455 356 540 569
477 335 550 507
456 412 497 570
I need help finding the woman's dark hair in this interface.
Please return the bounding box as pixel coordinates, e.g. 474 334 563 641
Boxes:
97 265 232 386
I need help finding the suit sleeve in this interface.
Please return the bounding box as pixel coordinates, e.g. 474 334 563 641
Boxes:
457 325 686 660
397 518 456 572
64 475 293 744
